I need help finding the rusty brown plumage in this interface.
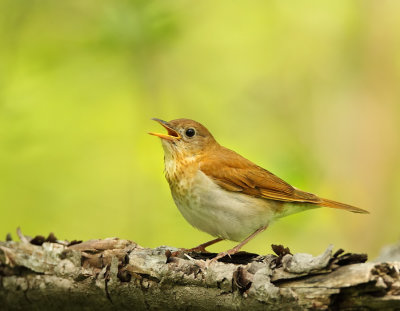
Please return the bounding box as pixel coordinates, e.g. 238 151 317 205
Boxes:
150 118 368 262
199 145 367 214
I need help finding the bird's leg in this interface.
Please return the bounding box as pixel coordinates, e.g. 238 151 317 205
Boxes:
210 226 268 262
185 237 223 253
171 237 223 257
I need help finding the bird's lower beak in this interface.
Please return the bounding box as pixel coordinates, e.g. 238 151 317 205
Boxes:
149 118 181 141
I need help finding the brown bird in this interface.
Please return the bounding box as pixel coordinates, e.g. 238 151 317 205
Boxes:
149 118 368 262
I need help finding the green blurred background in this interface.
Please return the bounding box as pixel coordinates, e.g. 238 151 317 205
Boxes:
1 0 399 257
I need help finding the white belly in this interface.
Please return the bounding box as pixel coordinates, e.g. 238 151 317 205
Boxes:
171 170 279 241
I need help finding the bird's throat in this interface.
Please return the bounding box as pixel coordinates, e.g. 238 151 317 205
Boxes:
163 151 198 193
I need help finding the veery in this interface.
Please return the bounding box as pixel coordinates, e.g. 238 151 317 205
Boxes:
149 118 368 261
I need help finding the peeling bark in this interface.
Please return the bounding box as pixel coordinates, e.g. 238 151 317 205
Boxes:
1 232 400 310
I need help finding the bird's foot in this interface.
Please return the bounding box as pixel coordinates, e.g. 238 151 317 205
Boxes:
170 246 209 258
170 248 185 257
209 246 241 264
185 245 210 253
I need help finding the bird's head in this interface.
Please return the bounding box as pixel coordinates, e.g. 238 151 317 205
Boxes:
149 118 217 158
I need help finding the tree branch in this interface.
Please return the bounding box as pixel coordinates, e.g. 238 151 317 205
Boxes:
1 231 400 310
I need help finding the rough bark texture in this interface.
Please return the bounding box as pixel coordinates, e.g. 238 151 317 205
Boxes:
1 231 400 310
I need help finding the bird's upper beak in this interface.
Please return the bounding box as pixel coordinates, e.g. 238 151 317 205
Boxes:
149 118 181 141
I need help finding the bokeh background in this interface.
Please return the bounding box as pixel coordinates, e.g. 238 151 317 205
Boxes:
1 0 399 258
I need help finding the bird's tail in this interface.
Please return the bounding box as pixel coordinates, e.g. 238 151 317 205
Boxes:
319 198 369 214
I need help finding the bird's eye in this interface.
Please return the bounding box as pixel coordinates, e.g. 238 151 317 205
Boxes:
185 128 196 137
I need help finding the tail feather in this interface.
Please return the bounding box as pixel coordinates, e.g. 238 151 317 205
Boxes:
320 198 369 214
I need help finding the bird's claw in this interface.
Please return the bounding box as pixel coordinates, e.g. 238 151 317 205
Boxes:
170 246 209 258
185 246 209 253
209 249 237 264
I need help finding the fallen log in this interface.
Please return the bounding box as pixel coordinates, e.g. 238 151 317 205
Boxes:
1 230 399 310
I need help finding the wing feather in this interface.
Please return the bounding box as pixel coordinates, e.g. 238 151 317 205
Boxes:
199 146 322 204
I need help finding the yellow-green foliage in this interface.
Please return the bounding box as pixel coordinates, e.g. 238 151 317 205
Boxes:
1 1 399 257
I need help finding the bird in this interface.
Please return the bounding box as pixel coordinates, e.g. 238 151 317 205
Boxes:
149 118 368 262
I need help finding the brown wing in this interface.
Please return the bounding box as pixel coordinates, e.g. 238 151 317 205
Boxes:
199 146 322 204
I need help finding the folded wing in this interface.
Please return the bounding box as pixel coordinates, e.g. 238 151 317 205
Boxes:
200 146 368 214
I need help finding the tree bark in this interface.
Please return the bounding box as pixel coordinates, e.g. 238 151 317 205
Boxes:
1 231 400 310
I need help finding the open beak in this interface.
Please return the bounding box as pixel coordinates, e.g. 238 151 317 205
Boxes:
149 118 181 141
